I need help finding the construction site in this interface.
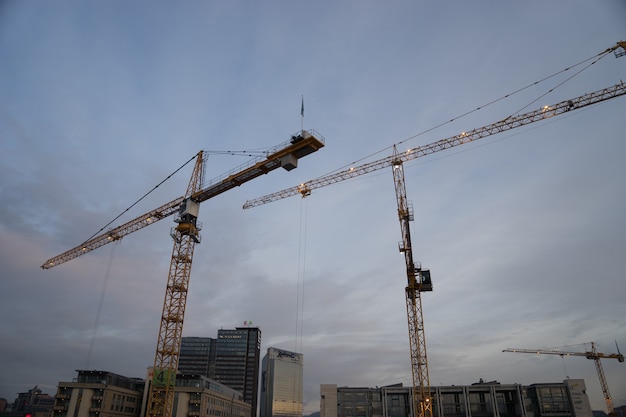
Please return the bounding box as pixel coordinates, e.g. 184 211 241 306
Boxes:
2 5 625 417
33 41 626 417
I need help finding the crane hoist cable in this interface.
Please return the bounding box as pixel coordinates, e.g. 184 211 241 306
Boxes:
84 240 120 369
294 197 308 355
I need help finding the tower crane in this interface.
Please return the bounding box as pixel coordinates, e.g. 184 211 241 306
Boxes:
41 129 325 417
242 42 626 417
503 342 624 415
392 146 433 417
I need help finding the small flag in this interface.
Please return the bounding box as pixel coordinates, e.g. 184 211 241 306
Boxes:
301 95 304 117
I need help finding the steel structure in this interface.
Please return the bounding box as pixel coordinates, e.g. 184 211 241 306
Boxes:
42 130 325 417
244 83 626 210
392 146 433 417
242 42 626 417
503 343 624 415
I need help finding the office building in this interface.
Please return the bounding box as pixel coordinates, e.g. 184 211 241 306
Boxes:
179 337 216 378
215 327 262 417
524 380 593 417
166 374 250 417
53 370 145 417
7 386 54 417
320 379 593 417
260 348 303 417
53 370 250 417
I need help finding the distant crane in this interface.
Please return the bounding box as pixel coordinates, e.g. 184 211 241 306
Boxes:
503 342 624 415
243 42 626 417
42 130 325 417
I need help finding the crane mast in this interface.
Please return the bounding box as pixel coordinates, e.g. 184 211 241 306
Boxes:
392 147 433 417
148 152 205 417
503 342 624 415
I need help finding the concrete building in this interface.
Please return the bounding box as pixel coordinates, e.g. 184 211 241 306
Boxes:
524 380 593 417
320 379 593 417
179 337 216 378
168 374 250 417
2 386 54 417
215 327 261 417
53 370 145 417
260 348 303 417
53 370 250 417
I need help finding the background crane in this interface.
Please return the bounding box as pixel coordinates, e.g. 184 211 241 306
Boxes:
42 130 325 417
242 42 626 417
503 342 624 415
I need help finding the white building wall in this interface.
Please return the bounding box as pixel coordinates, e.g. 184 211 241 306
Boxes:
320 385 338 417
564 380 592 417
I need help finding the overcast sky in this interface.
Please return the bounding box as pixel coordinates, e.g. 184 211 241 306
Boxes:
1 1 625 414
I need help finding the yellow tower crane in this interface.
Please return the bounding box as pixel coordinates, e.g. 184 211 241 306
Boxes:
242 42 626 417
503 342 624 415
42 130 325 417
392 146 434 417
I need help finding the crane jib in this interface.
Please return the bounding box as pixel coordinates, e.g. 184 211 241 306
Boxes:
41 130 325 269
242 81 626 210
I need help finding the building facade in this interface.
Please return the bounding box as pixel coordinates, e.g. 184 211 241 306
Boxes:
179 337 216 378
53 370 145 417
170 374 250 417
260 348 303 417
215 327 262 417
320 379 593 417
2 386 54 417
53 370 250 417
524 380 592 417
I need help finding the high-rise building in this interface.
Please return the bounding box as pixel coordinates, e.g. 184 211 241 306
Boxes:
178 336 216 378
260 347 303 417
215 327 262 417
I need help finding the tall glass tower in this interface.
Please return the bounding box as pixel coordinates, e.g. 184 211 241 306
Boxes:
215 327 262 417
260 347 303 417
178 336 216 378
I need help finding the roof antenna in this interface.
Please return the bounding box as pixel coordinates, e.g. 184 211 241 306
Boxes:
300 95 304 134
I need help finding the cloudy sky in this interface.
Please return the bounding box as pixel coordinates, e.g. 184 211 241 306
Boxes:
1 1 625 414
